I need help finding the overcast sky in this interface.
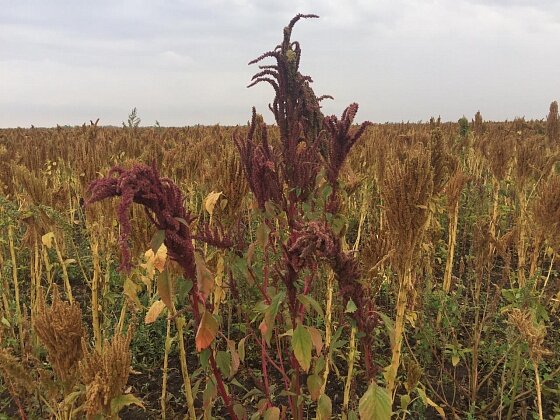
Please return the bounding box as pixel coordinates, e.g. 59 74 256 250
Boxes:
1 0 559 127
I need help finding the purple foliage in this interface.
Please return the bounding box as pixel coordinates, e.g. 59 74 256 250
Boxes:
86 162 197 279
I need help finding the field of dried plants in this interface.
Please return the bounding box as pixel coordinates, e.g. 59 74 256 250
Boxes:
0 14 559 420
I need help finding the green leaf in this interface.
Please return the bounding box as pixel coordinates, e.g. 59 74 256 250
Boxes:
307 374 323 401
203 379 216 409
151 229 166 253
238 336 247 363
348 410 359 420
316 394 332 420
400 393 411 410
358 382 391 420
62 390 83 407
345 298 358 314
260 291 285 345
216 350 231 377
256 221 271 248
331 215 347 236
175 276 193 302
233 404 247 419
199 348 211 369
175 315 185 330
321 184 333 202
110 393 144 415
377 311 395 348
297 294 325 320
279 329 293 338
263 406 280 420
314 355 326 375
292 323 312 373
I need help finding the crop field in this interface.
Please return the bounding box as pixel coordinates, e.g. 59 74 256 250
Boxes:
0 14 559 420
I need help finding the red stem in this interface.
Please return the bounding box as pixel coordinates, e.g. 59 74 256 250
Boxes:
190 288 238 420
274 331 298 416
261 336 272 406
252 332 292 387
250 266 271 304
208 353 237 419
362 340 374 378
264 242 270 290
14 395 27 420
290 354 304 419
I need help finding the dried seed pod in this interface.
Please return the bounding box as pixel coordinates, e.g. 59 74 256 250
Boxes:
507 308 551 362
34 286 84 383
532 174 560 251
547 101 559 145
383 142 434 270
473 111 484 137
79 327 133 418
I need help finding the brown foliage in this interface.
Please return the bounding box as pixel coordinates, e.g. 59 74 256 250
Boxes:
79 327 133 418
383 142 434 268
34 287 84 383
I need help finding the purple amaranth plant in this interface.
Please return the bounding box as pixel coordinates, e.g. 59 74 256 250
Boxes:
287 220 377 336
247 14 329 204
87 161 239 419
322 103 372 212
240 14 377 377
86 162 197 278
234 109 284 211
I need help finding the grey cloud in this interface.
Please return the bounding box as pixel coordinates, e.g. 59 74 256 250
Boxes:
1 0 559 127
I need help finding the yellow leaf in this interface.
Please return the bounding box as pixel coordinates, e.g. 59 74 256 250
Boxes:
195 252 214 303
110 393 144 414
139 274 152 291
123 278 142 308
417 386 446 418
307 374 323 401
263 407 280 420
426 394 446 418
145 243 167 273
405 311 417 328
145 300 166 324
227 339 240 378
157 271 174 310
213 255 225 313
359 382 391 420
256 222 270 248
307 326 324 355
42 232 55 249
204 191 223 216
451 354 460 367
195 311 218 352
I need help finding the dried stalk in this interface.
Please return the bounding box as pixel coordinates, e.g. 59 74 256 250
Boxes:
91 239 102 353
8 225 25 354
342 322 357 419
320 270 335 395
